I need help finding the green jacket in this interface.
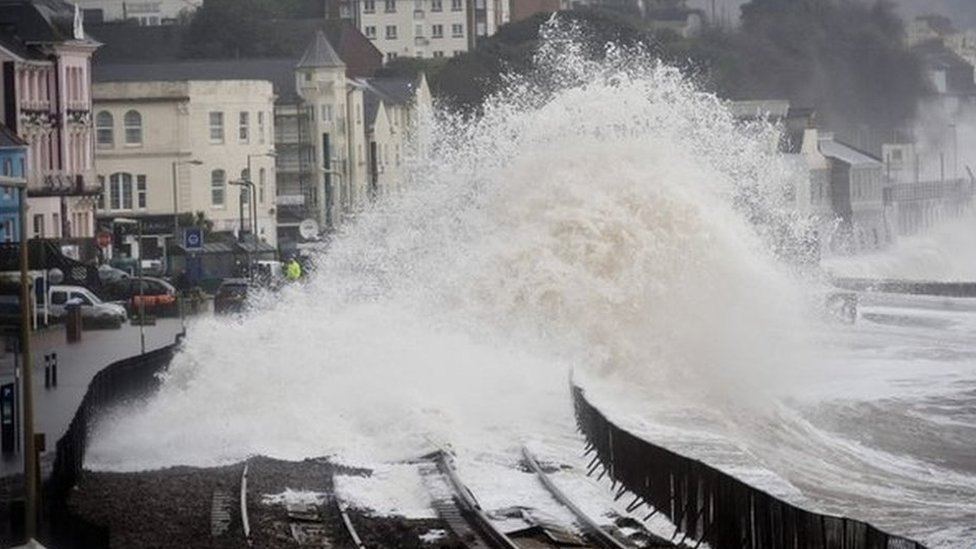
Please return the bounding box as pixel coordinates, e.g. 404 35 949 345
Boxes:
285 260 302 280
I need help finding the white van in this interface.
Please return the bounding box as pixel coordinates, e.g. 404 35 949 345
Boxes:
48 285 127 325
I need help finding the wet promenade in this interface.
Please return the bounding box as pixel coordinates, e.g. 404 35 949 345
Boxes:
0 318 184 479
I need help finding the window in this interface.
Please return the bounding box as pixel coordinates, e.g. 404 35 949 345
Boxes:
416 23 423 36
321 104 333 122
431 0 441 10
356 104 362 124
432 24 443 38
890 149 902 162
3 220 13 242
239 112 249 143
50 290 66 306
453 50 463 56
450 0 461 10
258 112 265 144
365 25 376 39
364 0 375 12
33 214 44 238
1 159 10 176
137 175 147 209
109 172 134 210
209 111 224 143
386 52 399 62
451 23 463 37
259 168 266 203
386 25 398 39
124 110 142 146
96 111 113 148
384 0 395 12
211 169 226 206
433 50 444 57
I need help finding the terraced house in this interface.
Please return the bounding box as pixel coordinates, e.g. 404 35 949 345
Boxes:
0 0 101 259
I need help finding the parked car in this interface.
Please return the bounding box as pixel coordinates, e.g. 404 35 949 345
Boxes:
213 278 250 315
48 285 127 326
102 277 177 314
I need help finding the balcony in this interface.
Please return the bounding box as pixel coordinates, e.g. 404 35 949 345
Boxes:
29 173 102 197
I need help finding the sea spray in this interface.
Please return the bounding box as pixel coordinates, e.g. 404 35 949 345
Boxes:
88 15 811 469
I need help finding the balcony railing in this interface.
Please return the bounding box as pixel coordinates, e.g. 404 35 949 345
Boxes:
29 173 102 197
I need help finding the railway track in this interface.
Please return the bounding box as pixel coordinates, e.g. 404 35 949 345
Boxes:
229 450 679 548
422 448 677 549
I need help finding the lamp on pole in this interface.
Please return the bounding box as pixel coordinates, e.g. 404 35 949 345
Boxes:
319 167 342 231
950 123 958 180
113 217 144 354
1 175 35 538
245 152 275 244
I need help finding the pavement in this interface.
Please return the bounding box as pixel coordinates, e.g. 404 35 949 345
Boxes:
0 317 184 479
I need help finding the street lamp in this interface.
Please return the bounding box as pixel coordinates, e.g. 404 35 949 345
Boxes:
319 166 342 230
171 159 203 253
113 217 144 355
245 151 275 244
1 175 35 538
949 123 958 180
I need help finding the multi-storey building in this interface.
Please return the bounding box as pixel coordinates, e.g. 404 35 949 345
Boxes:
290 30 431 238
92 79 278 266
73 0 202 25
0 0 101 257
346 0 509 60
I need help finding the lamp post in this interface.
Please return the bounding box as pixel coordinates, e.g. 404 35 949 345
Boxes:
113 217 144 354
319 167 342 231
245 152 275 244
950 123 958 180
1 175 34 538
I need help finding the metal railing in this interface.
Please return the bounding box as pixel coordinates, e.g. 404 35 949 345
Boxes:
572 384 927 549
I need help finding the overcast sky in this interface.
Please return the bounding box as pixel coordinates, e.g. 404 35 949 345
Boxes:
684 0 976 30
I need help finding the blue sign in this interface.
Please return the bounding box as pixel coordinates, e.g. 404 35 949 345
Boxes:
183 227 203 250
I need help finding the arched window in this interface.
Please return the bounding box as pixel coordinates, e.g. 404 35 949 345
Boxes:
96 111 113 148
124 110 142 146
211 169 226 206
109 172 133 210
258 168 266 203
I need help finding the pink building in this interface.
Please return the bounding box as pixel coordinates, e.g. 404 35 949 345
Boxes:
0 0 100 247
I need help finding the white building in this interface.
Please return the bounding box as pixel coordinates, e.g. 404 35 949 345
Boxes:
92 79 277 263
74 0 202 25
290 31 431 240
356 0 509 61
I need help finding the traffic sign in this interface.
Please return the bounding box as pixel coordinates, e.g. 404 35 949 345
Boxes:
96 230 112 248
184 227 203 250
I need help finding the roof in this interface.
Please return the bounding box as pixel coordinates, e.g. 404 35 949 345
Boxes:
174 240 277 255
0 0 98 59
94 58 300 102
729 100 791 120
356 76 419 127
90 19 381 78
296 30 344 69
819 138 881 166
0 123 27 148
913 40 974 71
